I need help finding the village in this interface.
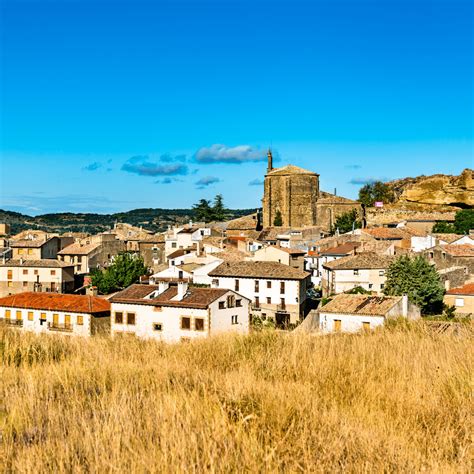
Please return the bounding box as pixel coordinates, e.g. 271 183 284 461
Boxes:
1 157 473 341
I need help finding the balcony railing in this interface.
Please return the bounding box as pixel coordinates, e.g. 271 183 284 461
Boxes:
276 304 288 313
250 304 261 311
1 319 24 327
48 322 73 332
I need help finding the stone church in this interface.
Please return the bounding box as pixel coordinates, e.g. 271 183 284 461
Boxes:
262 150 361 231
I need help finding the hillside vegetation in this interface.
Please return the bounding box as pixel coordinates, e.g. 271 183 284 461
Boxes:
1 324 472 472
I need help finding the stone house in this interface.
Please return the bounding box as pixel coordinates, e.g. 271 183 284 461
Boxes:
10 236 64 260
0 292 110 336
318 293 420 333
137 235 165 271
209 261 311 326
322 252 395 296
109 282 250 342
423 244 474 274
0 259 75 297
444 283 474 316
249 245 306 271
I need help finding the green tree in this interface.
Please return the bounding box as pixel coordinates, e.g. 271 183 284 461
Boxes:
273 210 283 226
212 194 227 221
432 221 456 233
332 209 361 234
383 255 445 315
358 181 395 207
91 252 147 295
345 285 371 294
454 209 474 234
192 199 213 222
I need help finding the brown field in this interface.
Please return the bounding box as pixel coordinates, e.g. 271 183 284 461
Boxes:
1 323 473 472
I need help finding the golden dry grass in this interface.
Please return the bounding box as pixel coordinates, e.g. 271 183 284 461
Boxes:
1 323 473 473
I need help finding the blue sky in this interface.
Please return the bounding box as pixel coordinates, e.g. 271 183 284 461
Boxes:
0 0 472 215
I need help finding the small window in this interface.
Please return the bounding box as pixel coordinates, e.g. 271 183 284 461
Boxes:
28 311 34 321
235 279 240 291
51 270 56 276
171 242 177 248
266 297 271 304
181 317 191 330
236 299 242 307
379 270 385 276
28 249 33 255
7 270 12 279
16 311 22 320
429 252 434 259
362 321 370 330
127 313 136 325
455 298 464 307
227 295 235 308
280 281 285 294
5 309 11 319
77 315 84 325
380 284 385 289
212 279 219 287
153 323 163 331
18 248 24 255
7 281 13 288
115 312 123 324
368 284 373 289
40 312 46 320
231 315 238 325
353 269 359 275
195 318 205 331
442 252 446 260
23 281 28 287
267 281 271 289
218 301 225 309
23 269 28 275
254 280 259 292
34 270 38 275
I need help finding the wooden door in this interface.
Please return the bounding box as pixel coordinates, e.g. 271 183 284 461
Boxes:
65 314 71 326
362 321 370 331
334 319 342 332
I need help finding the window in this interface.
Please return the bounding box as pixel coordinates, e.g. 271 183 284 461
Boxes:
178 271 183 279
77 256 82 263
219 301 225 309
171 242 177 248
115 312 123 324
227 295 235 308
195 318 205 331
51 270 56 276
77 315 84 325
23 282 28 287
267 297 271 304
16 311 22 320
455 298 464 307
23 269 28 275
153 323 163 331
126 313 136 325
40 313 46 320
353 269 359 275
65 314 71 326
181 317 191 330
255 296 260 308
379 270 385 276
429 252 434 259
267 281 272 289
368 284 373 289
18 248 24 255
254 280 259 292
52 313 59 325
280 298 286 310
28 249 33 255
34 270 38 275
362 321 371 330
236 299 242 307
28 311 34 321
231 315 238 325
7 282 13 288
5 309 11 319
334 319 342 332
7 270 12 280
380 284 385 290
212 279 219 287
280 281 285 294
235 279 240 291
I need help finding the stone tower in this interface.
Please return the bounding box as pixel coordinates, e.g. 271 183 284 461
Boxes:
262 150 320 227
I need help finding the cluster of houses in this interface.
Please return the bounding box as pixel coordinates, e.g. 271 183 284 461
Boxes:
0 216 473 342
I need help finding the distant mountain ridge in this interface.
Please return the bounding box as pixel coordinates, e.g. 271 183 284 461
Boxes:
0 207 258 235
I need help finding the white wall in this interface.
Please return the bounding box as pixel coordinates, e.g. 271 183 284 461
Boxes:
411 235 436 252
319 312 385 333
324 268 387 294
193 259 224 285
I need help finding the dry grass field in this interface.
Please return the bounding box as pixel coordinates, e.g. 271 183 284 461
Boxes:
1 323 473 472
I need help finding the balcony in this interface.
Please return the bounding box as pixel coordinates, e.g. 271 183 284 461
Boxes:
276 304 288 313
250 304 261 311
48 322 73 332
1 319 24 327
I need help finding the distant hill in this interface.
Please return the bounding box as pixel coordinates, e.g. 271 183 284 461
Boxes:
0 207 258 235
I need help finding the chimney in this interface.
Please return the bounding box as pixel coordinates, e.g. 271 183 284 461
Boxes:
402 294 408 318
267 149 273 173
158 281 169 295
176 281 188 301
87 286 98 297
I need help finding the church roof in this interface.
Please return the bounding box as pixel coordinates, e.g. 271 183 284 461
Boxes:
266 164 319 177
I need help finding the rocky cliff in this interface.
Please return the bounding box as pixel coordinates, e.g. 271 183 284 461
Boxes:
387 168 474 208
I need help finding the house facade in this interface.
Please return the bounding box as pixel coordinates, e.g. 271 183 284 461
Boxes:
208 261 311 326
109 282 249 342
10 236 63 260
0 260 75 297
444 283 474 316
0 292 110 336
249 245 306 271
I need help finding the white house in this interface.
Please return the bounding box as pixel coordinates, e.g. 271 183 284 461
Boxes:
109 282 250 343
164 225 211 255
318 293 420 333
322 252 395 296
208 261 312 326
0 292 111 336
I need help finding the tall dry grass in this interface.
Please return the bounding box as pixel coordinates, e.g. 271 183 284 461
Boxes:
1 323 472 472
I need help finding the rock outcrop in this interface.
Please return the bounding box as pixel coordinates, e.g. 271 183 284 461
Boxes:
387 169 474 208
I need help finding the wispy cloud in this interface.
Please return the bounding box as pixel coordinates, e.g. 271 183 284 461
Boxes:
349 177 388 185
195 176 220 189
248 178 264 186
155 177 184 184
195 144 268 164
159 153 186 163
122 155 188 176
83 162 102 171
345 164 362 170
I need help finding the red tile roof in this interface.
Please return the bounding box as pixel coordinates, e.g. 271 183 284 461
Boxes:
320 243 360 256
443 244 474 257
363 228 407 240
320 294 403 316
0 292 110 314
446 283 474 296
58 242 100 255
323 252 395 270
209 261 310 280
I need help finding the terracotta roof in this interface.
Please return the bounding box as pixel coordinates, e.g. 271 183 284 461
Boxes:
110 283 234 309
10 238 54 248
363 228 408 240
267 164 318 176
177 263 204 273
208 248 248 262
208 261 310 280
167 248 195 259
58 242 100 255
443 244 474 257
278 247 306 255
430 233 464 244
320 294 402 316
320 243 360 256
323 252 395 270
446 283 474 296
226 213 259 231
0 292 110 314
0 259 74 268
